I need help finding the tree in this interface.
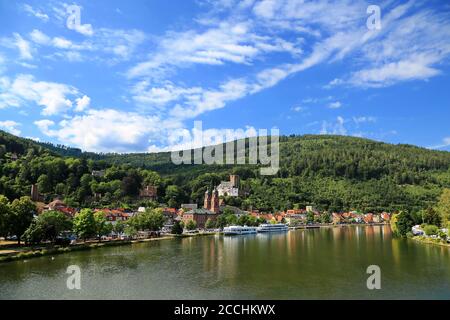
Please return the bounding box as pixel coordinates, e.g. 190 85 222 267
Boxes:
22 211 71 244
113 220 125 235
436 188 450 226
171 220 183 234
215 214 228 229
392 211 417 237
9 196 36 244
121 171 142 196
320 212 332 224
423 224 439 236
0 195 10 237
185 219 197 230
422 208 442 227
205 218 216 229
37 174 52 194
306 211 315 224
94 211 112 241
128 208 165 232
73 209 97 241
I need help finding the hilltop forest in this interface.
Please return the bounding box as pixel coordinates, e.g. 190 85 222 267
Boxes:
1 130 450 213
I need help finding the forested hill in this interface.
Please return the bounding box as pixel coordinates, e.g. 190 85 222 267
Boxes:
1 129 450 213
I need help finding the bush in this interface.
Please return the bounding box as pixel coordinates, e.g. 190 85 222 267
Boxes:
423 224 439 236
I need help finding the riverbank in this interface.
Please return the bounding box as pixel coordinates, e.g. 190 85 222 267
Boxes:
412 235 450 248
0 224 389 264
0 232 220 263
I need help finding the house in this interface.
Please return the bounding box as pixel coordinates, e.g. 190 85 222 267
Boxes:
181 203 198 211
182 208 218 229
381 212 390 222
363 213 374 224
95 209 130 224
43 199 77 218
332 213 343 224
139 185 158 200
216 175 240 197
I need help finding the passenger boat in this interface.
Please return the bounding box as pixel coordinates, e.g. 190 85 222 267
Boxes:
223 225 258 235
256 223 289 233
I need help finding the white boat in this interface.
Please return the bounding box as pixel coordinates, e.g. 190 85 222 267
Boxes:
223 225 257 235
257 223 289 233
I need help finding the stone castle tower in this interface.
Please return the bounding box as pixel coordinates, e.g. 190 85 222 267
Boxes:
230 175 240 188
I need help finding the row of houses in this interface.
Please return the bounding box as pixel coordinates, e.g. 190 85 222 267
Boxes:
39 198 391 231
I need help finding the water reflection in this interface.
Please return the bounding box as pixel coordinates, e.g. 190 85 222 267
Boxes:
1 226 450 299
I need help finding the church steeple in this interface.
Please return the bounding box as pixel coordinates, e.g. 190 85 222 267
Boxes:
204 189 211 210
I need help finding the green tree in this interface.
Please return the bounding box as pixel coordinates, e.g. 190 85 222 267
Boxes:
37 174 52 194
171 220 183 234
128 208 165 232
436 188 450 225
73 209 97 241
22 211 71 244
94 211 112 241
392 211 417 237
9 196 36 244
0 195 10 237
423 224 439 236
422 208 442 227
215 214 228 229
306 211 315 224
113 220 125 235
185 219 197 230
205 218 216 229
320 212 332 224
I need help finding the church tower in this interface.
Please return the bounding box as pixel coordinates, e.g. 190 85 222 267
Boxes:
211 188 219 213
204 189 211 210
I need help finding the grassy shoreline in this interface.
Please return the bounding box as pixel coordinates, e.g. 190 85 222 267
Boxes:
412 235 450 248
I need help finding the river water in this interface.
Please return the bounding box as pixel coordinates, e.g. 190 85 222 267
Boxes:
1 225 449 299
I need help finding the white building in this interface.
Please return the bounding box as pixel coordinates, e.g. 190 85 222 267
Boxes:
217 175 240 197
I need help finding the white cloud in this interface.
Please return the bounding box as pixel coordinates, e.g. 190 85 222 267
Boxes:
75 95 90 112
0 120 21 135
429 137 450 150
13 33 33 60
23 4 49 22
352 116 377 125
72 23 94 37
34 109 165 153
0 74 84 115
328 101 342 109
320 116 347 135
127 21 301 78
28 28 145 62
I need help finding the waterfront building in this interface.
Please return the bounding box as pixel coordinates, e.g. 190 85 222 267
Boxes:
182 208 218 229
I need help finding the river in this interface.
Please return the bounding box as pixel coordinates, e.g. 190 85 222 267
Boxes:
1 225 449 299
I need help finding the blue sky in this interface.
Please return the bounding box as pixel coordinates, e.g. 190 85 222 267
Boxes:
0 0 449 153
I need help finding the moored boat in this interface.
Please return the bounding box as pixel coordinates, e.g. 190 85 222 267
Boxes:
257 223 289 233
223 225 258 235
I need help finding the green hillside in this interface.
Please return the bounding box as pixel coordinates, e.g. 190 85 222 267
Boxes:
1 129 449 213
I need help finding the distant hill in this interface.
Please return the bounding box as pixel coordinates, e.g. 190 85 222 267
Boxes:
1 129 449 212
